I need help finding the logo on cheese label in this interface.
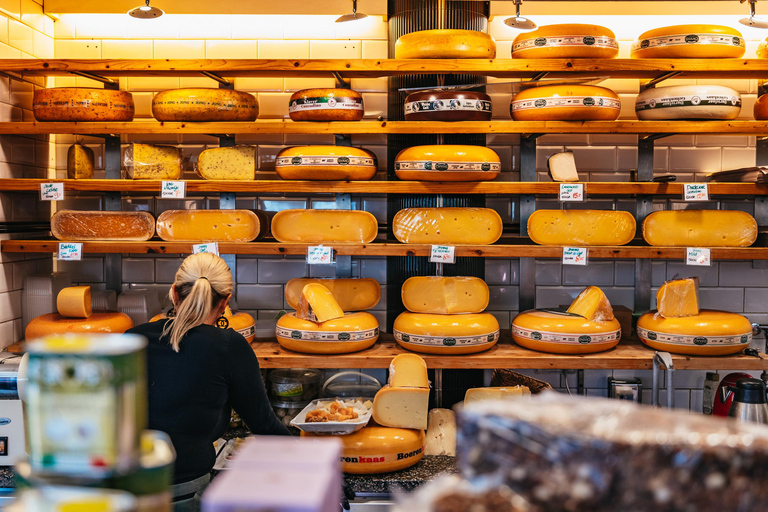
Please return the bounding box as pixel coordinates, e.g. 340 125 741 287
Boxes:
337 157 350 165
637 327 751 346
583 36 595 45
640 39 650 49
443 338 456 346
636 95 741 111
291 330 303 339
237 325 255 338
583 97 595 106
289 96 364 112
394 330 500 347
405 99 492 114
338 332 351 341
742 335 749 344
513 96 620 112
632 33 746 53
512 325 621 345
531 332 542 341
733 37 741 46
578 335 591 344
396 160 501 172
685 34 699 43
535 38 547 46
435 162 449 171
693 337 708 346
513 35 618 53
534 99 547 108
278 156 375 167
277 326 379 342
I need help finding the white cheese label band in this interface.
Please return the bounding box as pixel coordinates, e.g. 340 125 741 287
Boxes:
512 325 621 345
636 94 741 111
33 99 133 111
151 98 258 111
637 327 750 346
513 35 618 52
394 330 500 347
405 99 492 114
632 34 744 52
277 156 375 166
512 96 621 112
289 97 364 112
395 161 501 172
276 326 379 342
236 325 255 338
341 446 424 465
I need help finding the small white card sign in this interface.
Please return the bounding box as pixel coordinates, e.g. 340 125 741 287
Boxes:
57 242 82 261
686 247 711 266
192 242 219 255
161 181 186 199
40 182 64 201
559 183 585 202
307 245 334 265
430 245 456 264
563 246 588 266
684 183 709 202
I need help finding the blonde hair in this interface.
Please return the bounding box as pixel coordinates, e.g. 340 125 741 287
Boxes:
162 252 233 352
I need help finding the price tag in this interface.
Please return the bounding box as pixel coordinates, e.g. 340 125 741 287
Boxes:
192 242 219 255
562 246 588 266
430 245 456 264
161 181 186 199
40 182 64 201
559 183 585 202
57 242 82 261
307 245 334 265
686 247 711 266
684 183 709 201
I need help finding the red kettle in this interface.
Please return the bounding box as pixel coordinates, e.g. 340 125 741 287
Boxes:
713 372 753 417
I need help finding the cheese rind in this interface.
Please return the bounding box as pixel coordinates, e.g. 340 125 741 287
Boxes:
755 93 768 120
271 209 378 243
125 144 182 180
56 286 92 319
567 286 615 322
275 146 376 181
547 151 579 182
25 311 134 340
393 312 500 355
151 88 258 122
404 91 492 122
33 88 135 122
372 386 430 430
424 409 456 456
511 309 622 354
388 353 429 388
67 144 95 180
296 284 345 323
512 24 619 59
637 309 752 356
392 207 503 245
156 209 263 242
635 85 741 120
642 210 757 247
394 145 501 182
511 85 620 121
657 278 700 318
285 278 381 312
395 29 496 59
401 276 489 314
464 386 530 405
275 312 379 354
631 24 745 59
51 210 155 241
528 209 636 246
288 88 364 122
197 146 256 180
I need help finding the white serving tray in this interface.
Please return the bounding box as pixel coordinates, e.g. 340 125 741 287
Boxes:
290 398 372 435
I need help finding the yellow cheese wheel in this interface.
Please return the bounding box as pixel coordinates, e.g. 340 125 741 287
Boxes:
150 307 256 343
528 209 637 246
637 310 752 356
275 146 377 181
301 426 424 475
151 88 259 122
393 312 499 355
197 146 256 180
755 93 768 120
288 88 364 122
395 29 496 59
51 210 156 241
635 85 741 120
758 38 768 58
394 145 501 182
642 210 757 247
271 209 378 243
67 144 94 180
56 286 92 319
512 24 619 59
392 207 502 245
33 88 135 122
401 276 489 314
285 278 381 311
511 309 621 354
631 25 745 59
156 210 263 242
275 312 379 354
25 311 134 340
511 85 620 121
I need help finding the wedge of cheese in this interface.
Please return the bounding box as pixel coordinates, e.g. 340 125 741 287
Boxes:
394 312 500 355
156 210 263 242
125 143 182 180
271 209 378 243
642 210 757 247
388 353 429 388
25 311 134 340
464 386 530 405
395 29 496 59
197 146 256 180
511 309 621 354
547 151 579 182
637 310 752 356
372 385 430 430
275 312 379 354
567 286 615 322
392 207 503 245
296 283 344 323
657 278 700 318
424 409 456 456
512 24 619 59
528 209 636 246
56 286 92 319
401 276 489 315
67 144 95 180
51 210 156 241
631 24 745 59
285 278 381 312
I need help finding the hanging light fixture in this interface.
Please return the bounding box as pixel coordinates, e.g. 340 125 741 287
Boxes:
128 0 164 19
741 0 768 28
504 0 536 30
336 0 368 23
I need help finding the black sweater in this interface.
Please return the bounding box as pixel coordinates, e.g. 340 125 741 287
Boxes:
127 319 290 483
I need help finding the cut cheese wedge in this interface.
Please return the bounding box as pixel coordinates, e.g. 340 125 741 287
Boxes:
395 29 496 59
25 311 134 340
33 88 135 122
656 278 700 318
424 409 456 456
125 144 182 180
275 312 379 354
296 283 344 323
393 312 500 355
51 210 156 241
156 210 263 242
394 145 501 182
372 386 430 430
632 25 745 59
151 88 258 122
512 24 619 59
275 146 377 181
547 151 579 182
464 386 530 405
289 88 364 122
511 85 620 121
388 353 429 388
567 286 614 322
528 209 636 246
637 310 752 356
67 144 95 180
642 210 757 247
57 286 92 319
271 209 378 243
636 85 741 120
285 278 380 312
151 306 256 343
197 146 256 180
392 208 502 245
511 309 621 354
401 276 489 315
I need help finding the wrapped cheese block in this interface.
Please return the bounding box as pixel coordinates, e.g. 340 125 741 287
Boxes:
401 276 489 315
632 24 745 59
156 209 263 242
33 88 135 122
637 310 752 356
424 409 457 456
275 146 377 181
296 283 345 323
56 286 92 319
271 209 378 243
125 143 182 180
656 277 700 318
197 146 256 180
528 209 636 246
393 312 500 355
51 210 155 241
511 85 620 121
636 85 741 120
285 278 381 312
288 88 364 122
754 93 768 120
394 145 500 182
151 306 256 343
395 29 496 59
392 207 503 245
25 311 134 339
464 386 530 404
275 312 379 354
642 210 757 247
404 91 492 121
151 88 259 122
67 144 95 180
512 24 619 59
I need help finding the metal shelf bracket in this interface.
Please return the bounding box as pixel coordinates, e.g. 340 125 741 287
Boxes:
652 351 675 408
69 70 116 85
201 71 230 86
643 71 682 90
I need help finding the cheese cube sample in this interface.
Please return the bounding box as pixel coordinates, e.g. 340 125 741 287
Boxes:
56 286 92 319
642 210 758 247
567 286 615 322
126 143 182 179
656 277 700 318
67 144 94 179
197 146 256 180
392 208 503 245
372 386 429 430
388 353 429 388
528 209 636 246
424 409 456 456
401 276 489 314
464 386 530 405
296 284 344 323
547 151 579 182
285 278 381 312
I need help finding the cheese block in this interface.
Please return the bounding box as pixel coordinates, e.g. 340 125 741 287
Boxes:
285 278 381 312
424 409 456 456
511 85 620 121
528 209 636 246
404 91 492 121
759 38 768 58
393 312 500 355
547 151 579 182
642 210 757 247
392 207 503 245
289 88 364 122
511 309 621 354
401 276 489 315
33 88 135 122
464 386 530 405
151 88 259 122
125 143 182 180
512 24 619 59
301 426 425 475
51 210 155 241
636 85 741 120
271 209 378 243
56 286 92 319
197 146 256 180
150 306 256 343
67 144 95 180
394 145 501 182
754 93 768 120
657 277 700 318
296 283 344 323
637 310 752 356
156 209 263 242
566 286 615 322
388 353 429 388
275 146 376 181
275 312 379 354
372 386 430 430
632 25 745 59
25 311 134 340
395 29 496 59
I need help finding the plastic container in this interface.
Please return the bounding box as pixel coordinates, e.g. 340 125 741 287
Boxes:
271 399 311 432
290 398 372 435
267 368 323 403
321 372 382 400
118 289 162 326
22 273 72 332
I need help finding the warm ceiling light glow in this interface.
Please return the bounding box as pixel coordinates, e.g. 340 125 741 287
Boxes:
128 0 163 19
337 0 367 23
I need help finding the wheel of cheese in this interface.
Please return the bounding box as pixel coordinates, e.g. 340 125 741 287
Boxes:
404 91 492 121
631 25 745 59
528 210 636 246
271 209 378 243
150 307 255 343
393 312 500 355
642 210 757 247
511 85 620 121
512 24 619 59
758 38 768 58
275 146 376 181
51 210 156 241
156 210 264 242
395 29 496 59
151 88 258 122
511 309 621 354
275 312 379 354
637 310 752 356
33 88 135 122
25 311 134 340
393 207 502 245
754 93 768 120
394 145 500 182
284 278 381 312
288 88 364 122
636 85 741 120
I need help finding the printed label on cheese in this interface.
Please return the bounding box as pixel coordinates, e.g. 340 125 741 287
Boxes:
405 99 492 114
513 35 618 52
632 34 744 52
636 95 741 111
512 324 621 345
289 97 364 112
512 96 621 112
394 330 499 347
277 156 375 166
341 446 424 466
33 99 133 112
276 326 379 342
637 326 750 346
236 325 255 338
151 97 258 112
395 161 501 172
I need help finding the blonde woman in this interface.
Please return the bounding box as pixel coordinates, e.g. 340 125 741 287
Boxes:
126 252 289 511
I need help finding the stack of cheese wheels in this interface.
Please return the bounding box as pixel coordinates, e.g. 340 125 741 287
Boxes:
271 209 378 243
288 88 364 122
636 85 741 120
394 145 501 182
642 210 757 247
637 277 752 355
392 208 503 245
197 146 256 180
511 85 620 121
25 286 134 340
394 277 499 355
156 210 267 242
125 143 182 180
150 306 256 343
631 25 745 59
51 210 156 241
151 88 259 121
528 209 637 246
404 90 492 121
754 94 768 120
512 24 619 59
33 88 135 122
512 286 621 354
275 146 377 181
395 29 496 59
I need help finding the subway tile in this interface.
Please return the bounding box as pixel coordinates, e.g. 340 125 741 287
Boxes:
283 15 336 40
488 285 519 310
361 258 386 284
233 76 284 92
310 40 361 59
177 14 231 39
535 146 564 171
155 258 184 284
495 40 513 59
179 77 218 88
258 259 308 284
53 14 76 39
362 197 387 224
205 40 257 60
485 259 510 285
8 18 32 54
255 92 291 118
361 40 388 59
283 77 336 92
57 258 104 283
696 135 751 147
722 147 757 170
54 38 100 59
536 286 583 309
669 146 722 173
32 31 52 58
362 92 387 119
122 258 155 283
258 40 309 59
604 287 634 310
0 291 22 324
745 288 768 312
535 260 562 286
237 284 283 309
699 287 743 312
563 261 615 286
582 369 614 388
235 257 258 284
666 261 718 286
0 320 15 348
487 310 510 328
719 261 768 287
74 14 128 39
154 40 205 60
0 41 20 58
335 15 387 40
230 15 284 40
126 77 180 92
102 40 153 59
125 15 179 39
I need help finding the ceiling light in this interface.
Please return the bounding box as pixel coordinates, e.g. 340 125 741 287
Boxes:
741 0 768 28
336 0 368 23
504 0 536 31
128 0 164 19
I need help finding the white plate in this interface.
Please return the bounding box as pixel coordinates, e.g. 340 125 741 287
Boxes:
290 398 372 435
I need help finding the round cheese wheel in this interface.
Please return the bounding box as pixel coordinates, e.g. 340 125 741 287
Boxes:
637 310 752 356
758 38 768 58
275 146 377 181
754 93 768 120
404 91 492 121
276 312 379 354
392 207 503 245
395 29 496 59
394 145 501 182
642 210 757 247
25 311 134 340
512 24 619 59
511 309 621 354
288 88 364 122
393 312 499 355
151 88 258 122
510 85 620 121
271 209 379 244
631 25 745 59
636 85 741 120
150 307 256 343
156 210 263 242
33 88 135 122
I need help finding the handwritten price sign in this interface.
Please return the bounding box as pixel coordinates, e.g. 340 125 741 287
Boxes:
430 245 456 264
307 245 334 265
684 183 709 202
559 183 585 202
686 247 711 266
161 181 186 199
192 242 219 256
40 183 64 201
563 246 588 266
57 242 82 261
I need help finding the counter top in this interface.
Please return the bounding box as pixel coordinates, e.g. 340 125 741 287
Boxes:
345 456 457 496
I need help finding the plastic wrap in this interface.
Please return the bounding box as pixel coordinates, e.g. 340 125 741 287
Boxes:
528 209 636 246
424 409 457 456
285 278 381 311
392 208 503 245
33 87 135 122
124 143 182 180
51 210 156 241
275 312 379 354
296 283 345 323
512 24 618 59
511 85 621 121
394 145 501 182
67 143 95 179
642 210 757 247
566 286 614 322
401 276 489 315
288 88 364 122
151 88 258 122
155 209 262 242
275 146 377 181
271 209 378 243
511 309 621 354
404 90 492 121
656 277 700 318
195 145 256 180
25 311 134 340
393 312 500 355
637 309 752 356
395 29 496 59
